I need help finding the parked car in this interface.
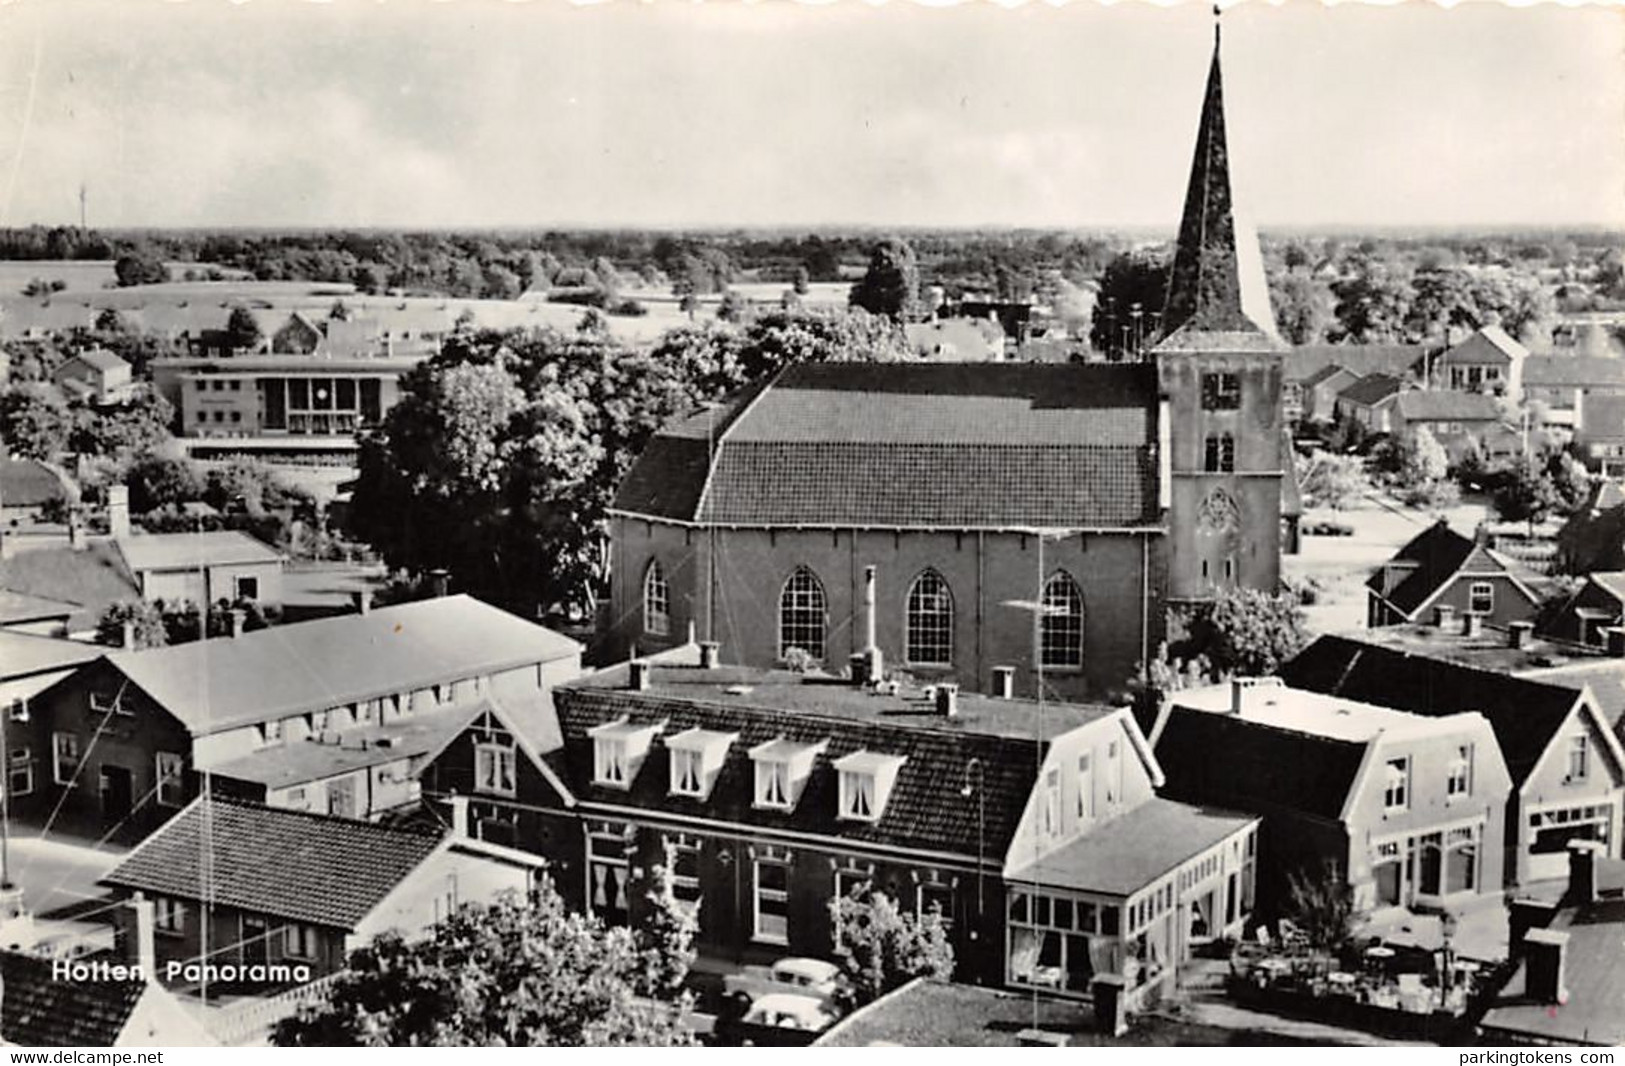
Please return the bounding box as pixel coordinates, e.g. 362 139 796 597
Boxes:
722 956 843 1009
717 993 840 1047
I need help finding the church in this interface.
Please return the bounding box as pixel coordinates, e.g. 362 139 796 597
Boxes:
607 27 1291 702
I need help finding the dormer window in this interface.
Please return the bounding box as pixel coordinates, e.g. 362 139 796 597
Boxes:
1384 757 1410 811
588 718 665 789
474 743 515 796
750 737 827 811
666 727 737 800
1447 746 1472 798
834 750 907 823
257 719 284 748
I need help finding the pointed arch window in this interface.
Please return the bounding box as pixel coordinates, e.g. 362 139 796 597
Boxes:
1203 433 1236 473
1039 571 1085 670
905 570 954 666
642 560 670 637
778 567 827 662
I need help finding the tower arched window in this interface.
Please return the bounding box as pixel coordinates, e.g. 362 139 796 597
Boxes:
642 560 670 637
1039 571 1085 670
779 567 827 662
905 570 954 666
1204 433 1236 473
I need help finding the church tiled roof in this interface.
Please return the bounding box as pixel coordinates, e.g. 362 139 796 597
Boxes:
613 362 1162 530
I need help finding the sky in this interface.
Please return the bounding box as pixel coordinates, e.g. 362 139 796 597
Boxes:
0 0 1621 232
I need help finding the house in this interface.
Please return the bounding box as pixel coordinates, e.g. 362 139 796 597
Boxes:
0 949 216 1047
10 594 583 840
605 24 1290 703
1556 479 1625 571
1389 391 1506 459
419 644 1259 1012
0 630 101 750
1333 373 1405 433
1520 355 1625 436
1152 678 1511 916
904 318 1007 362
0 589 75 636
113 529 285 608
98 796 548 987
1280 635 1625 887
0 539 142 634
1292 365 1358 423
1478 842 1625 1046
1544 571 1625 647
1366 519 1541 629
1572 393 1625 476
52 349 134 406
1437 325 1528 401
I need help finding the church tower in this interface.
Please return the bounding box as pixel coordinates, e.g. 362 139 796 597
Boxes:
1153 16 1288 604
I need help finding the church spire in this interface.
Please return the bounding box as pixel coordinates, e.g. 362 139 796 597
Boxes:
1155 11 1280 350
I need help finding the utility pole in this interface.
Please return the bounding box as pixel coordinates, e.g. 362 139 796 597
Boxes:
79 184 87 232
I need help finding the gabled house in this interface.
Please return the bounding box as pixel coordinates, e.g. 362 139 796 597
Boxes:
1389 391 1505 460
1556 479 1625 572
52 349 134 406
0 950 216 1047
420 646 1259 1011
1521 355 1625 436
1294 365 1359 423
1334 373 1405 433
113 529 285 609
1571 394 1625 476
1280 635 1625 886
1366 519 1541 629
1152 678 1511 916
1437 324 1528 401
0 540 142 634
1545 572 1625 647
99 796 547 988
10 595 582 840
0 589 75 637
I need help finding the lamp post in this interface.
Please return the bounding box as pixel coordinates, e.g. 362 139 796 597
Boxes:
961 758 986 945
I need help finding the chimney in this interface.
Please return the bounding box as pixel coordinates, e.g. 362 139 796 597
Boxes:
686 619 697 644
1567 839 1604 905
1606 626 1625 658
629 659 652 691
699 640 721 669
228 608 246 638
1462 612 1483 638
449 794 470 839
855 565 884 684
991 666 1016 699
1523 928 1570 1006
428 568 450 599
67 508 84 550
935 682 960 718
351 589 372 615
1473 522 1492 548
121 619 137 650
1434 605 1457 630
1229 676 1282 715
131 894 156 981
107 484 130 539
1508 621 1534 649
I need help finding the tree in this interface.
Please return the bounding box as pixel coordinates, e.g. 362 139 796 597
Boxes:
716 289 752 325
829 882 954 1011
848 237 920 323
328 299 352 322
67 392 176 465
1493 459 1562 535
274 885 693 1047
1330 264 1415 344
1269 272 1333 345
1546 451 1590 516
1284 861 1355 954
632 846 697 1002
1187 586 1309 678
126 454 205 514
1090 250 1170 357
93 308 131 334
793 265 811 296
225 305 263 352
1395 427 1458 508
1298 451 1368 511
0 387 72 459
113 248 170 287
95 601 168 650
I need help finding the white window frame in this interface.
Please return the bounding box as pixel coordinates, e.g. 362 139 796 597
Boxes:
778 567 827 662
753 856 790 944
154 897 185 935
474 742 517 797
642 560 671 637
1038 571 1085 670
1105 739 1123 808
594 737 630 788
839 769 878 822
904 570 954 667
52 732 80 787
1385 757 1410 811
1042 767 1061 837
1076 753 1094 821
670 748 704 798
7 748 34 799
1568 735 1590 782
1469 581 1494 616
755 759 791 810
1447 746 1472 800
284 922 320 960
155 752 186 808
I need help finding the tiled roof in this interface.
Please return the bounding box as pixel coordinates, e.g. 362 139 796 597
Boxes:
615 363 1160 529
1393 391 1502 422
1008 796 1257 896
108 595 581 735
1365 519 1477 616
1279 635 1585 786
1154 32 1278 345
1438 325 1527 366
553 664 1125 857
1287 346 1426 385
1480 892 1625 1046
113 530 282 573
1337 373 1405 407
0 459 70 509
1153 704 1367 820
1589 571 1625 604
1523 355 1625 389
0 952 146 1047
101 796 446 928
1301 364 1357 390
